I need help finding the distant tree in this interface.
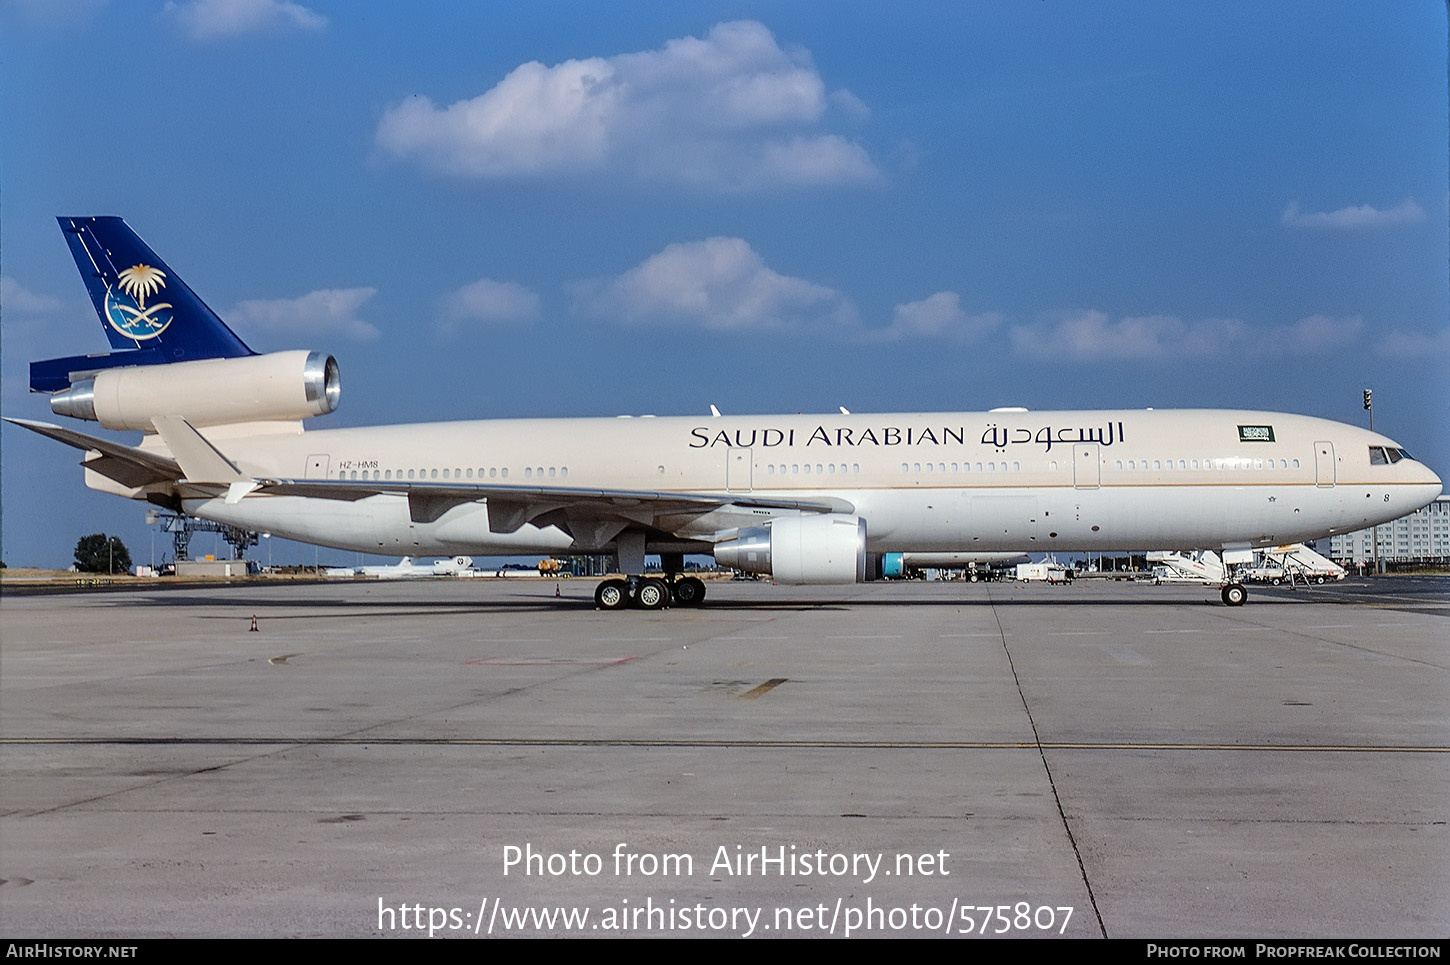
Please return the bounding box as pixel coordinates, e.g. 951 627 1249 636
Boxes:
74 534 132 574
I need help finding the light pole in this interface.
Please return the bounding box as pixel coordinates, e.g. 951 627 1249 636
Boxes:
1365 388 1380 574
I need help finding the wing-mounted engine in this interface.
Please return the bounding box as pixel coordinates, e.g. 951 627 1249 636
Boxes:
713 514 867 584
47 350 339 430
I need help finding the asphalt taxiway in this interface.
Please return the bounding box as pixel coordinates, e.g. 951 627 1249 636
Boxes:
1 576 1446 938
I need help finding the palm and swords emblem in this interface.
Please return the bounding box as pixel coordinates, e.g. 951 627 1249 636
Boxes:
105 264 174 339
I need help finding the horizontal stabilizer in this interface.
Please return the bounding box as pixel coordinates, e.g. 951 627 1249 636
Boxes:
5 418 180 487
30 348 168 394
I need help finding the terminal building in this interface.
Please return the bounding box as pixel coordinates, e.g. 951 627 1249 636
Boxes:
1325 495 1450 566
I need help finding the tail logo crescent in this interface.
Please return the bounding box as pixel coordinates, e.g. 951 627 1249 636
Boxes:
105 263 174 340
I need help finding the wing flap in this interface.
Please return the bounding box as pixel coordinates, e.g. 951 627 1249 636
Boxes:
255 476 852 515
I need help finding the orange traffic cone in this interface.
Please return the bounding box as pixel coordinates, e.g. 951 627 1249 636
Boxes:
249 615 259 632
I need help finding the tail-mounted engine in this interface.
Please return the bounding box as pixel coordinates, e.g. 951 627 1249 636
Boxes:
48 350 339 430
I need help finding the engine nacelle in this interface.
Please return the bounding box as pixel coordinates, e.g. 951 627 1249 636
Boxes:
49 351 339 431
713 515 867 584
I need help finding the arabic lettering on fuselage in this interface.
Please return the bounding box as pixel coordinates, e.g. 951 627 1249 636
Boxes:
978 421 1125 452
687 421 1125 451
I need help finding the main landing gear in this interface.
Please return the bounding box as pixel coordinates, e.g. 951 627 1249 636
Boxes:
1220 582 1248 606
594 539 706 611
593 574 707 611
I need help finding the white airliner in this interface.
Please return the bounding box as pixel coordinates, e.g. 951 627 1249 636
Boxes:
324 555 481 579
13 218 1442 609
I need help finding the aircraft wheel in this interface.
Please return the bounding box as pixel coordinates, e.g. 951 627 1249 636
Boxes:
1314 574 1326 584
1270 577 1281 586
1221 583 1247 607
968 572 979 582
672 576 706 606
595 579 628 610
636 578 669 610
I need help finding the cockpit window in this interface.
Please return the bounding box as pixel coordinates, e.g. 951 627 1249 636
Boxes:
1371 446 1416 465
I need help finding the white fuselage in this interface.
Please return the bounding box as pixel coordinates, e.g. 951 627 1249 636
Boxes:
150 408 1441 560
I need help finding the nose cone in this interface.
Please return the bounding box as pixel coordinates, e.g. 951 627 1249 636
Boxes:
1401 461 1442 515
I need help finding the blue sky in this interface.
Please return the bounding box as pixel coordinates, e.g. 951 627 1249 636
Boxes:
2 0 1446 568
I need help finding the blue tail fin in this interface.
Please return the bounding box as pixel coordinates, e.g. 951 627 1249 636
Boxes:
30 217 254 393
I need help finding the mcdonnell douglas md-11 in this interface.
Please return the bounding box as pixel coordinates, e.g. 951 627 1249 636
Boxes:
12 218 1442 608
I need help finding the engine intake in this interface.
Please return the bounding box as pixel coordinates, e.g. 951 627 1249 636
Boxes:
714 515 867 584
49 351 339 430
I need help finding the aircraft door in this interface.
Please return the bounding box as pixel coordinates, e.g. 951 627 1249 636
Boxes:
305 454 330 479
726 447 753 492
1314 441 1335 488
1073 443 1100 489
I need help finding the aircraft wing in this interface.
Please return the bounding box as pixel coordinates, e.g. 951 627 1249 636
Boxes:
7 417 853 539
254 476 855 535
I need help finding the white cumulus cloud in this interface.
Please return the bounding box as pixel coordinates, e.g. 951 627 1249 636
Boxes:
574 237 855 332
228 288 380 341
1009 310 1360 361
1281 198 1426 230
1375 327 1450 358
438 278 541 335
868 292 1003 344
1268 313 1363 354
167 0 326 40
1 276 64 314
1009 311 1236 360
376 21 878 190
1 277 93 407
